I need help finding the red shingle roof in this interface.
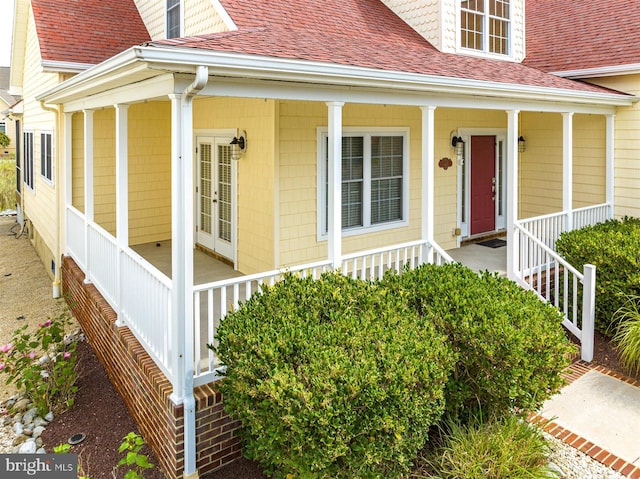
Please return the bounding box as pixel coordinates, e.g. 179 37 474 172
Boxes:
524 1 640 73
152 0 615 95
32 0 150 66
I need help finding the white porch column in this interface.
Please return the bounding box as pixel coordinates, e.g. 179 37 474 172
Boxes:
506 110 520 281
115 104 129 327
606 114 615 218
169 92 184 402
83 109 94 283
421 106 436 262
327 101 344 269
64 112 73 254
115 104 129 247
562 112 574 230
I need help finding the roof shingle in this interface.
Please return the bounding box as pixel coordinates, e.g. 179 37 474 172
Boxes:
524 0 640 73
152 0 617 95
32 0 150 66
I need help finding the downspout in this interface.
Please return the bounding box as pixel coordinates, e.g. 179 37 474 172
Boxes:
39 100 62 298
178 65 208 479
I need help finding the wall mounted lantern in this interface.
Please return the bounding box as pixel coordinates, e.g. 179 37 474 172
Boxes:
451 135 464 156
230 130 247 160
518 135 526 153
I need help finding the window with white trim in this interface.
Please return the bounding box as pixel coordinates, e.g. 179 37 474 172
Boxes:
460 0 510 55
319 130 408 235
166 0 181 39
24 131 34 190
0 122 5 134
40 132 53 183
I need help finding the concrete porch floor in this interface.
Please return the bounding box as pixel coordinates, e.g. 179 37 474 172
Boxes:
131 240 243 284
446 241 507 276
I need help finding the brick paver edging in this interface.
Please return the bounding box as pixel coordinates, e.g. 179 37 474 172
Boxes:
528 361 640 479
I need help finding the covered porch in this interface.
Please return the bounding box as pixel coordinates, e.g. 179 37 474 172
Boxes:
40 46 633 477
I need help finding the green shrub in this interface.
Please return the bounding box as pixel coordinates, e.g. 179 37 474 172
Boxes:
381 263 573 419
556 217 640 334
413 413 558 479
0 159 16 211
613 295 640 374
213 272 455 479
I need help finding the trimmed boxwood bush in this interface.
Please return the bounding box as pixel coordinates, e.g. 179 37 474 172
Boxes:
213 272 455 479
556 217 640 334
381 263 574 419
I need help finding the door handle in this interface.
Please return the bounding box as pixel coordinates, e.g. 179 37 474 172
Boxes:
212 198 217 203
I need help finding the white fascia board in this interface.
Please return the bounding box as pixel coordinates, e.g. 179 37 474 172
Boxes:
38 44 637 109
62 73 176 112
204 76 618 115
208 0 238 31
551 63 640 79
41 60 95 73
138 46 636 107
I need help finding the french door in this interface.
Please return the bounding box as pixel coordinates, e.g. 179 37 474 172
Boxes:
197 137 234 260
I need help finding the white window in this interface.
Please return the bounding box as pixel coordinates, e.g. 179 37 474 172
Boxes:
40 132 53 183
460 0 510 55
24 131 34 190
0 122 5 134
318 129 409 236
166 0 181 39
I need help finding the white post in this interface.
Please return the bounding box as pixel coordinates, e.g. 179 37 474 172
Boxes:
605 114 615 219
506 110 520 281
64 113 73 255
562 112 574 231
421 106 436 263
327 102 344 269
115 104 129 327
581 264 596 362
83 109 94 284
169 93 184 402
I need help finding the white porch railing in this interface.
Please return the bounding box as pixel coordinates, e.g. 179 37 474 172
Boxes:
65 206 175 388
515 203 611 360
519 202 611 250
192 240 454 386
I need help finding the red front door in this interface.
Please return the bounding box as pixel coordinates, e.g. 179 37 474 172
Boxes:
470 136 496 235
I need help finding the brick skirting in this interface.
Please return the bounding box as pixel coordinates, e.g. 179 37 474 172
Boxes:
61 255 242 478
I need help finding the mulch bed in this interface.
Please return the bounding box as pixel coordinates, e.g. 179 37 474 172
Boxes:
40 329 637 479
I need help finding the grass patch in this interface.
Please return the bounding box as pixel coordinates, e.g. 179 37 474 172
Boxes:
613 295 640 374
0 158 16 211
413 414 558 479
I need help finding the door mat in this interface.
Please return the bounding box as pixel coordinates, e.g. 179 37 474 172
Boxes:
477 238 507 248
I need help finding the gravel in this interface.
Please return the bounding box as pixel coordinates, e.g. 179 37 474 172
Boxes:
546 433 625 478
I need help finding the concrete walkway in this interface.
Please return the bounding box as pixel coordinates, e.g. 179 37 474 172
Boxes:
531 362 640 478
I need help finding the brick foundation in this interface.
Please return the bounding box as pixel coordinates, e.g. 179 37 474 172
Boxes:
61 255 242 478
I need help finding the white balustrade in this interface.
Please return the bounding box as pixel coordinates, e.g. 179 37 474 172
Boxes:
66 206 86 269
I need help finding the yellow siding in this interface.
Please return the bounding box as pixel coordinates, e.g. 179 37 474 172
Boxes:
193 97 276 274
133 0 229 40
573 114 606 208
519 112 563 218
20 4 62 275
93 109 116 235
128 102 172 245
588 76 640 218
71 112 85 211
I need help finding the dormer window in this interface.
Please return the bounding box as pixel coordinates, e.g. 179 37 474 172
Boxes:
166 0 181 39
460 0 510 56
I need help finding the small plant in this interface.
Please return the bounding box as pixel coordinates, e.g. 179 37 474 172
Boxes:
613 295 640 374
413 413 558 479
0 313 78 415
54 442 90 479
0 131 9 149
115 432 154 479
